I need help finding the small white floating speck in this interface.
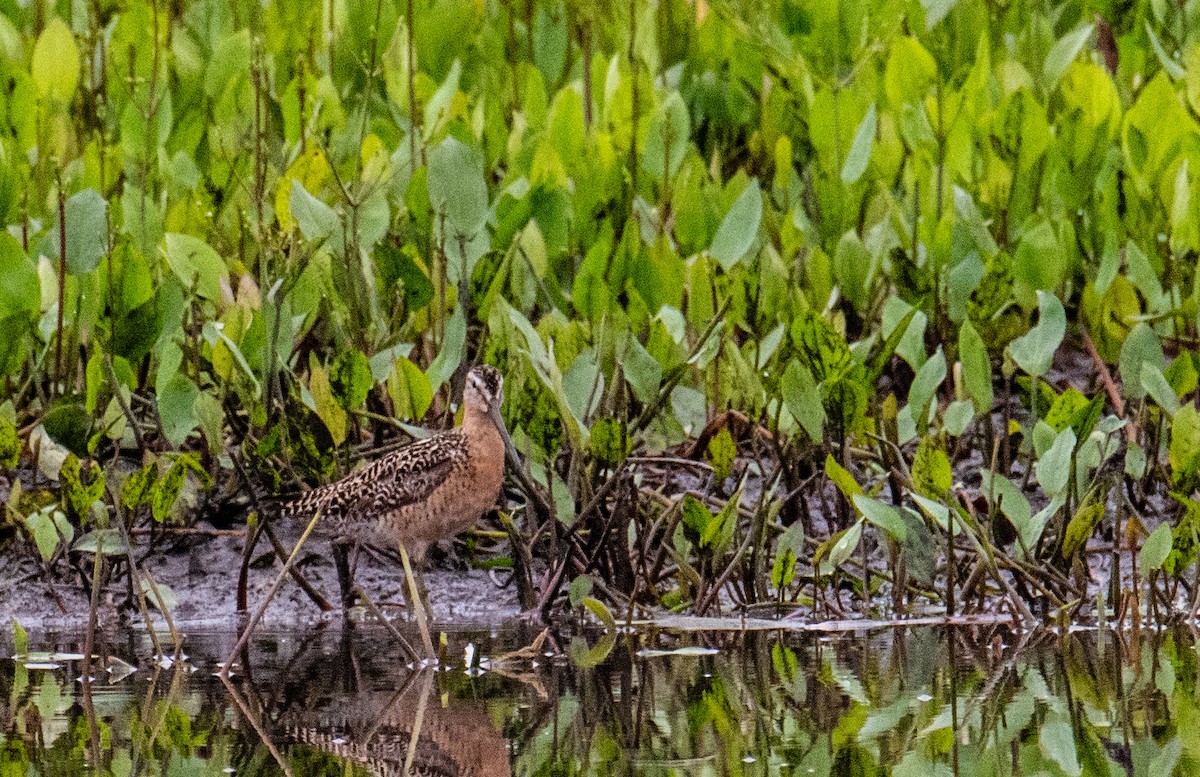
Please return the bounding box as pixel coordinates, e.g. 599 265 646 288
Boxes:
22 662 61 670
917 693 933 702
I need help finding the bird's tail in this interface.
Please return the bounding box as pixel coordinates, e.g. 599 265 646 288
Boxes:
269 482 341 519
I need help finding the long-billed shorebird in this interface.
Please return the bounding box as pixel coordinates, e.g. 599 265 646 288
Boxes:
277 364 510 655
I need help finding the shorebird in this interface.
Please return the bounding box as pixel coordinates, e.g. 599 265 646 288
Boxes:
277 364 511 655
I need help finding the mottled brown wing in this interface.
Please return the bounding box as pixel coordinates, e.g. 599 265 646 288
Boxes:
277 433 468 521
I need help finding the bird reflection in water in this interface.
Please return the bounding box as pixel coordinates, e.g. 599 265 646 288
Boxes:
222 629 513 777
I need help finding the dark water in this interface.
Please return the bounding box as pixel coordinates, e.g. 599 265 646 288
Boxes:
0 622 1193 775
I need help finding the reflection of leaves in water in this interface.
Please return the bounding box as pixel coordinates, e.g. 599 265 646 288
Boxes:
3 628 1199 776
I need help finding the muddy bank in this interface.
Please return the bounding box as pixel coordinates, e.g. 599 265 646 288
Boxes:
0 527 523 633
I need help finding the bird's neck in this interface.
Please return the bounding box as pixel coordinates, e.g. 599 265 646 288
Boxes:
461 404 498 437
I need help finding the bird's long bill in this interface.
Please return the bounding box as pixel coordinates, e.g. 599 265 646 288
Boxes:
490 403 522 469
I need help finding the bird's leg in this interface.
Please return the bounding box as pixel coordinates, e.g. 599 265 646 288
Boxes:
333 540 356 612
398 542 435 657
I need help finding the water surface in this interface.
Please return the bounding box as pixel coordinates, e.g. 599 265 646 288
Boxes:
0 622 1193 775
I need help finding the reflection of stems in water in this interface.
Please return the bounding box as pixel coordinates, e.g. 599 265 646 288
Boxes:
403 670 436 776
351 583 418 658
218 671 296 777
81 534 104 771
221 510 323 674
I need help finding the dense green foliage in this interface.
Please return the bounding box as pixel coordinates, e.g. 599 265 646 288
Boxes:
3 0 1200 619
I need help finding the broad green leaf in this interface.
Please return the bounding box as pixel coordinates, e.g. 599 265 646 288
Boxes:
289 180 339 243
853 494 906 543
426 308 466 390
157 372 199 447
958 320 993 414
709 179 762 270
388 356 433 421
943 400 974 435
622 333 662 405
1036 427 1076 497
1142 363 1181 416
42 189 108 275
1169 404 1200 490
912 435 952 498
841 103 876 184
771 522 804 590
642 91 690 181
427 136 488 235
25 507 69 561
1007 291 1066 377
782 360 824 441
73 528 128 555
885 37 936 107
164 233 228 301
1139 523 1173 576
1012 218 1063 291
825 455 863 500
1039 717 1082 777
1119 322 1165 401
823 519 864 572
1146 22 1186 79
31 18 79 102
140 576 178 615
908 348 946 427
1043 25 1094 87
309 358 347 446
0 233 38 318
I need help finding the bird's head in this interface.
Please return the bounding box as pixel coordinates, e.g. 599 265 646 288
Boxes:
464 364 504 414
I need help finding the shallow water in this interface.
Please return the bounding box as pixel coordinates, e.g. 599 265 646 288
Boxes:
0 622 1193 775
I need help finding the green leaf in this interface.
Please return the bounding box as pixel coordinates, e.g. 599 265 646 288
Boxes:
31 18 79 102
0 413 18 469
912 436 952 499
43 189 108 275
331 349 373 411
1145 21 1186 80
289 180 339 243
425 308 466 390
1169 404 1200 490
309 358 346 446
1142 363 1181 416
73 528 128 555
59 453 105 518
25 506 69 561
705 428 736 484
1012 218 1063 292
853 494 907 543
782 359 825 441
958 320 993 414
157 372 199 447
163 233 228 301
0 233 38 319
567 575 593 609
825 455 863 500
908 348 947 428
709 179 762 270
1043 25 1094 87
1007 291 1066 377
622 333 662 405
1036 427 1076 497
771 522 804 591
590 417 630 466
427 136 488 235
1061 500 1106 561
642 91 690 182
885 37 936 107
1119 323 1165 401
121 463 158 510
388 356 433 421
822 519 864 573
1140 523 1174 576
841 103 876 184
1039 717 1082 777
